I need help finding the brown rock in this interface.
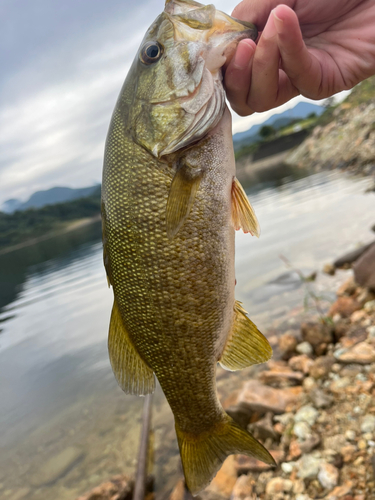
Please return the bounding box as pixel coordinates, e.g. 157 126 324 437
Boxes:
326 482 353 500
288 440 302 460
265 477 293 495
237 381 302 415
335 342 375 364
340 445 356 463
309 388 334 408
309 356 335 379
235 450 284 474
329 297 362 319
169 479 186 500
337 278 357 297
259 368 304 387
301 321 333 354
278 333 298 360
231 475 255 500
289 354 314 374
206 456 237 499
251 412 279 442
340 326 368 348
333 319 351 341
76 475 133 500
353 242 375 290
323 263 336 276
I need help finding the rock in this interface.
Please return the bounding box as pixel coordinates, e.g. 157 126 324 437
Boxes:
350 310 368 323
324 434 347 452
308 388 334 409
296 341 314 356
309 356 335 379
230 475 255 500
334 243 374 268
289 354 314 374
33 446 85 487
259 368 304 386
288 440 303 460
278 333 298 360
296 454 321 479
236 381 302 415
344 429 356 441
340 444 356 463
76 475 133 500
294 405 319 426
281 461 296 474
353 243 375 290
337 278 357 296
329 297 362 319
293 422 312 441
364 299 375 313
251 412 279 442
329 376 351 394
340 325 368 348
265 477 293 495
226 405 253 430
299 434 321 454
206 456 237 499
303 377 318 391
326 482 353 500
323 263 336 276
235 450 284 474
301 321 333 354
335 342 375 364
318 462 339 490
361 414 375 433
169 479 186 500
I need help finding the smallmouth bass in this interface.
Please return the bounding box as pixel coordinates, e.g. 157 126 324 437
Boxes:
102 0 274 493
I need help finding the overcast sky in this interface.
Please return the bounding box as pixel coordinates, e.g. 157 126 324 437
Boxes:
0 0 329 205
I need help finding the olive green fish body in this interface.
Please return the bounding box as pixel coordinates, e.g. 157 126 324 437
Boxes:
102 0 274 493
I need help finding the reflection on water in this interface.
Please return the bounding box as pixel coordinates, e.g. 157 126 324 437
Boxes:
0 169 374 499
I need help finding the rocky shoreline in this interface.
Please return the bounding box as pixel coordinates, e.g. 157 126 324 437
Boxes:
76 255 375 500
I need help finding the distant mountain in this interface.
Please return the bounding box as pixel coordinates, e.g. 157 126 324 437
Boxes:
233 101 324 150
1 185 100 213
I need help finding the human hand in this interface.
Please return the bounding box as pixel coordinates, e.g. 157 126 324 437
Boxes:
225 0 375 116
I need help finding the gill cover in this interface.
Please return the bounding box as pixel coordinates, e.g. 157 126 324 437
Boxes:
128 0 257 158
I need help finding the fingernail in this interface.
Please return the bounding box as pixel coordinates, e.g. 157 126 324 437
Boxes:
272 9 283 33
262 12 277 40
233 40 254 70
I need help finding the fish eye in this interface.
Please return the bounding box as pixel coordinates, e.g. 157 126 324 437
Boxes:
140 41 163 65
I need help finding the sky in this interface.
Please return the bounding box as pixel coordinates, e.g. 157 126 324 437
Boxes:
0 0 339 206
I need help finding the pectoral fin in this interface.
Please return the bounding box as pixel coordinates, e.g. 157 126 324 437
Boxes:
219 301 272 371
108 301 155 396
231 177 260 237
166 166 202 239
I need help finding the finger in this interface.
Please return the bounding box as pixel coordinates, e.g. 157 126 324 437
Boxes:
272 5 323 98
232 0 296 30
225 39 256 116
248 12 298 112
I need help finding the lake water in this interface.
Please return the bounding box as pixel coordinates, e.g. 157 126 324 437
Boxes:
0 169 374 500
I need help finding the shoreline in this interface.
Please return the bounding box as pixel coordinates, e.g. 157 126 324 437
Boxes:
0 214 101 256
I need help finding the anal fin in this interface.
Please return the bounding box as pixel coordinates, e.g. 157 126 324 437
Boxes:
219 301 272 371
231 177 260 237
108 300 155 396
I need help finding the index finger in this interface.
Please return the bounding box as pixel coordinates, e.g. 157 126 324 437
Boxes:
232 0 297 29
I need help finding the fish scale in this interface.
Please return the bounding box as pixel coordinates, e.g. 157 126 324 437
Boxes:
102 0 274 494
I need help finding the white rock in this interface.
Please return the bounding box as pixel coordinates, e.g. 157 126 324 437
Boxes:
281 462 296 474
318 462 339 490
294 405 319 426
297 454 321 479
294 421 312 441
296 341 313 356
364 299 375 313
345 429 356 441
265 477 293 494
361 415 375 433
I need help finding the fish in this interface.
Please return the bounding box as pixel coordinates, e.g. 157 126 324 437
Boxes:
101 0 274 494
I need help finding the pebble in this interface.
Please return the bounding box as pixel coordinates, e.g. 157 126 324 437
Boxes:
281 462 295 474
296 342 313 356
357 439 367 450
297 454 321 479
360 414 375 433
265 477 293 494
318 462 339 490
294 405 319 426
364 299 375 313
345 429 356 441
294 421 312 441
303 377 317 391
367 325 375 338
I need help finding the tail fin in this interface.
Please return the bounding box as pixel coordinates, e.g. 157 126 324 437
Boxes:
175 414 275 495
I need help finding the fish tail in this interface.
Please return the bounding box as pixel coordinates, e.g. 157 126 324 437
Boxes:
175 413 275 495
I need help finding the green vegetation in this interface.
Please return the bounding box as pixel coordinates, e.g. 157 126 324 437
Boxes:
0 188 101 250
259 125 276 139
